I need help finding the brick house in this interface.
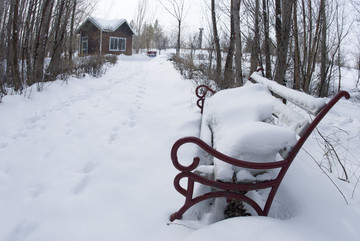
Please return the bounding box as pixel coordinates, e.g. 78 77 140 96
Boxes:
77 17 135 56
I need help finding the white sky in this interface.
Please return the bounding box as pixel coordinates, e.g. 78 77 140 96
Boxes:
92 0 206 34
91 0 359 64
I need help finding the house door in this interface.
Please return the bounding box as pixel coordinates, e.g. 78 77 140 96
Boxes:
81 36 88 55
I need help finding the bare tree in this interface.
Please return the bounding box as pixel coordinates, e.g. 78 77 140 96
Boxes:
223 0 235 89
262 0 271 79
153 19 166 54
274 0 295 85
293 1 301 90
357 38 360 89
31 0 55 85
318 0 328 97
0 0 98 97
46 0 72 82
187 32 199 60
234 0 243 85
133 0 148 54
302 0 323 93
9 0 21 91
69 0 77 61
355 0 360 88
160 0 187 56
142 22 154 50
211 0 222 83
250 0 260 74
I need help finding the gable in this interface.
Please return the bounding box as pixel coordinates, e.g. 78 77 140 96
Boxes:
77 17 135 35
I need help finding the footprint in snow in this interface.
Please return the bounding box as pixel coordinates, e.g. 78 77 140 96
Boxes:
108 133 119 144
29 184 46 199
128 112 137 128
0 142 8 149
136 90 145 98
108 126 120 144
82 160 97 174
10 221 38 241
121 111 137 128
25 118 41 130
73 176 90 195
77 112 85 120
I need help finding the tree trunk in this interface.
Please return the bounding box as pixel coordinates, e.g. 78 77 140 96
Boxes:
31 0 55 85
293 2 301 90
0 0 6 96
318 0 327 97
176 19 181 56
10 0 21 91
262 0 271 79
250 0 260 74
357 56 360 88
69 0 77 61
274 0 295 85
234 0 243 86
211 0 222 83
303 0 322 93
275 0 281 48
26 0 39 83
46 0 70 82
223 0 235 89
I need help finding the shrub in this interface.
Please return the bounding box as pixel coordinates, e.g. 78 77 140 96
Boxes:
74 54 118 78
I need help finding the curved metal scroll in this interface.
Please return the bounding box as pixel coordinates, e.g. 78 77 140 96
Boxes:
170 137 291 221
195 85 216 114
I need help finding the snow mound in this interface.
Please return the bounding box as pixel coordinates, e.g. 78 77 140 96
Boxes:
201 84 297 181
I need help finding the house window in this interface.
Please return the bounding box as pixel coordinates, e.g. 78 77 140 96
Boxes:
109 37 126 51
81 36 88 55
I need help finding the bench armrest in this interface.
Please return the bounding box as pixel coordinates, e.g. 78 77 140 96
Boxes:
195 85 216 113
171 137 290 172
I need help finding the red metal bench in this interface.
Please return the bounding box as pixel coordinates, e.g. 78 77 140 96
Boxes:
147 51 157 57
169 73 350 222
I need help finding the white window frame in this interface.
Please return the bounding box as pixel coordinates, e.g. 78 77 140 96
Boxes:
109 37 126 51
81 36 88 55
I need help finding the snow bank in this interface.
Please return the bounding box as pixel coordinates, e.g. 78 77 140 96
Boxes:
0 53 359 241
0 53 201 241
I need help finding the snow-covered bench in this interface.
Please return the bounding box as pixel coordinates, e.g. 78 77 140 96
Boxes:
169 71 350 222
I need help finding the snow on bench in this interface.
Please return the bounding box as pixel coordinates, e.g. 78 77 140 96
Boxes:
169 73 350 222
250 72 326 115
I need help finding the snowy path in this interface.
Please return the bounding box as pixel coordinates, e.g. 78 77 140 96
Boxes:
1 54 360 241
0 55 200 241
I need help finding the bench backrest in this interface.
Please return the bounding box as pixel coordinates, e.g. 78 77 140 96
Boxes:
248 72 350 159
249 72 326 137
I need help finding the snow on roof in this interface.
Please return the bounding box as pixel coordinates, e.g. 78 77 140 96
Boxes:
89 17 126 32
77 17 135 34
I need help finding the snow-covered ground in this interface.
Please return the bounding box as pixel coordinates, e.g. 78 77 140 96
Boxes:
0 53 360 241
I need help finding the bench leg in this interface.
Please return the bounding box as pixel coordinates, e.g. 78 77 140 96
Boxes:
170 172 270 221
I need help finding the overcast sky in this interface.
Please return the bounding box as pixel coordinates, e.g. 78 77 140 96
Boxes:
91 0 359 64
92 0 206 34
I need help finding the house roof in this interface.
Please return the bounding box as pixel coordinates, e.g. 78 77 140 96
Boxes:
77 17 135 34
